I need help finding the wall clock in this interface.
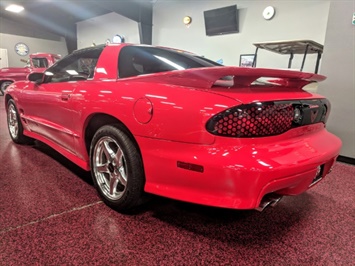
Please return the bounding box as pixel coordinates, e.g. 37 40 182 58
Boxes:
263 6 275 20
183 16 192 26
15 42 29 56
112 34 125 44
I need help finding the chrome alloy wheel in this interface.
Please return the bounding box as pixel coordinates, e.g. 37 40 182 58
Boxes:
92 136 128 200
8 103 19 139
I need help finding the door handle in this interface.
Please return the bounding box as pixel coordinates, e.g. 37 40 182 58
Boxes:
61 93 71 101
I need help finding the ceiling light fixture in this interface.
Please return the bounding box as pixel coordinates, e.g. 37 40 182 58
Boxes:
5 4 24 13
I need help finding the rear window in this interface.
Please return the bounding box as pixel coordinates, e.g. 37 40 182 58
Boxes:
118 46 221 78
32 58 48 68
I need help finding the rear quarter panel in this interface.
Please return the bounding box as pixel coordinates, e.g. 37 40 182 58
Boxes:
74 80 241 145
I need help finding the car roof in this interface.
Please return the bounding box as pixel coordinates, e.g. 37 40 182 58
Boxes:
30 53 62 58
73 43 198 57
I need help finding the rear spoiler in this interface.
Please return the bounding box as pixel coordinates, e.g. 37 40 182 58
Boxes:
127 66 326 89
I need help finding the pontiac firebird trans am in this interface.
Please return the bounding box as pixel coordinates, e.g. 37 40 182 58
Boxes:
5 44 341 212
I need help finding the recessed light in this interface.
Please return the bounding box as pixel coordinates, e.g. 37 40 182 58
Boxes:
5 4 24 13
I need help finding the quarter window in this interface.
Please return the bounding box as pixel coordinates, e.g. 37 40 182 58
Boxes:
118 46 222 78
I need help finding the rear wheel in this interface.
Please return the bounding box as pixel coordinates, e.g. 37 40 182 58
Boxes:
90 124 145 212
0 81 12 96
7 99 33 144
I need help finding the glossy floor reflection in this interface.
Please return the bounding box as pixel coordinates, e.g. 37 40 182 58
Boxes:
0 99 354 265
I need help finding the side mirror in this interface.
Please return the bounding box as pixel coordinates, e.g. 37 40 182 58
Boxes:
28 72 45 84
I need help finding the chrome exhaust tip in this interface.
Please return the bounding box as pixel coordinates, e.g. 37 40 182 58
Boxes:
328 165 334 174
255 194 283 212
309 165 324 187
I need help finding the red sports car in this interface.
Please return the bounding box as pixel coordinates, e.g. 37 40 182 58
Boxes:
4 44 341 212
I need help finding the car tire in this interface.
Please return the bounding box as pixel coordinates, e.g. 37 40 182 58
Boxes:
7 99 34 144
1 81 13 96
90 124 145 212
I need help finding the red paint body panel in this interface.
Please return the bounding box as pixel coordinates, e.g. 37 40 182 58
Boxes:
4 44 342 210
139 123 340 209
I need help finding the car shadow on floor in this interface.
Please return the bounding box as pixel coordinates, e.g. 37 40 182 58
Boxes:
32 140 93 185
125 191 316 249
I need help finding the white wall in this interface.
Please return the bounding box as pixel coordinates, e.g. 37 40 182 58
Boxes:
152 0 330 72
0 17 68 67
76 12 140 49
320 0 355 158
0 49 9 68
0 33 68 67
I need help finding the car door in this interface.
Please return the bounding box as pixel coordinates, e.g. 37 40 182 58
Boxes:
20 47 103 155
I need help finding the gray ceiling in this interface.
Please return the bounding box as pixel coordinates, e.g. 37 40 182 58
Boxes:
0 0 153 51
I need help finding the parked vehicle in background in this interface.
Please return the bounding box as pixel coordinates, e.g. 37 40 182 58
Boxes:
0 53 61 95
4 43 341 213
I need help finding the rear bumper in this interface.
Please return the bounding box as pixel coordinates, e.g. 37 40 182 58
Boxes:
138 123 342 209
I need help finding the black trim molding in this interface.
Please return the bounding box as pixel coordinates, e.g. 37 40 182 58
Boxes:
337 155 355 165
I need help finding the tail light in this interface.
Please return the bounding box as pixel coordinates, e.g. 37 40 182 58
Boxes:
206 99 330 138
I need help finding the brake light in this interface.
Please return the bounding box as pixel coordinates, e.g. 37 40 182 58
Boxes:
206 99 330 138
206 102 294 138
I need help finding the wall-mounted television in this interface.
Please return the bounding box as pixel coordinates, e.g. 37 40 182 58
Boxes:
204 5 239 36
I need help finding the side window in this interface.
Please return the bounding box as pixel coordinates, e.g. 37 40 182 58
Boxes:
44 47 103 83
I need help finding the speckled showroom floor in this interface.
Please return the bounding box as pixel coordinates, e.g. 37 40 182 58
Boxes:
0 98 354 265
